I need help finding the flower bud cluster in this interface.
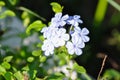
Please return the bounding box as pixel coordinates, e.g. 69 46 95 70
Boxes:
41 13 89 56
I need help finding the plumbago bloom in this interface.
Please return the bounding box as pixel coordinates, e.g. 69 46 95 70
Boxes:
41 12 90 56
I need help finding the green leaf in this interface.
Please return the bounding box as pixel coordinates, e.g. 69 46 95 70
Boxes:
0 65 6 75
8 0 17 5
27 57 34 62
93 0 108 26
14 71 24 80
46 72 65 80
26 20 46 34
21 11 30 27
39 35 45 41
28 70 37 79
50 2 63 13
3 56 13 62
103 69 120 80
39 56 46 62
73 62 86 74
0 1 5 6
1 62 11 70
4 10 15 16
32 50 41 57
4 72 13 80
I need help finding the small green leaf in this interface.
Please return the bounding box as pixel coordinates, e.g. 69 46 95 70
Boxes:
0 1 5 6
27 57 34 62
26 20 46 34
39 56 46 62
50 2 63 13
21 11 30 27
1 62 11 70
14 71 24 80
8 0 17 5
0 65 6 75
28 70 37 79
39 35 45 41
22 65 29 71
4 72 13 80
46 72 65 80
73 62 86 74
32 50 41 57
5 10 15 16
3 56 13 62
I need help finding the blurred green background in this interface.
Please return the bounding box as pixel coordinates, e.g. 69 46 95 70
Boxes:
0 0 120 79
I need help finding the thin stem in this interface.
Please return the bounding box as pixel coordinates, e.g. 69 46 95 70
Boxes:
17 7 46 21
108 0 120 11
97 55 108 80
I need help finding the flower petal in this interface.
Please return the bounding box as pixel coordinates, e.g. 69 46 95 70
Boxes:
82 36 90 42
75 48 82 55
81 28 89 35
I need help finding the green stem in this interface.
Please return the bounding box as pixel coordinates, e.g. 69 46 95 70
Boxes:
108 0 120 11
17 7 46 21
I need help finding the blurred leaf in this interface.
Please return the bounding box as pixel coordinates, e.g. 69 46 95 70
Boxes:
81 73 92 80
59 59 66 66
28 70 37 79
8 0 17 5
108 0 120 11
5 10 16 16
0 1 5 6
50 2 63 13
12 67 17 72
46 72 65 80
94 0 108 26
22 65 29 71
73 62 86 74
103 69 120 80
14 71 24 80
32 50 41 57
3 56 13 62
110 12 120 25
26 20 46 35
21 11 30 27
39 56 46 62
4 72 13 80
0 65 6 75
18 7 46 21
1 62 11 70
0 10 15 19
27 57 34 62
39 35 45 42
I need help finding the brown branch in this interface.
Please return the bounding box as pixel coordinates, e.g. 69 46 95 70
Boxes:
97 55 108 80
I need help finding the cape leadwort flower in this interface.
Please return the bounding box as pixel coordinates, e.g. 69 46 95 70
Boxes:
41 12 90 56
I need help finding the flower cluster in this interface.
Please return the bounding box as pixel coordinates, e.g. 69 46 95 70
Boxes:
41 13 89 56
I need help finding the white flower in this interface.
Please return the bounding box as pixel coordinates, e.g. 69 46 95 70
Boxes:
41 39 54 56
67 15 83 27
52 28 69 47
51 13 69 28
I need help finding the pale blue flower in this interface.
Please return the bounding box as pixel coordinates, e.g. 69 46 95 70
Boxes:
74 27 90 42
67 15 83 27
41 26 58 39
52 28 69 47
51 13 69 28
41 39 54 56
66 41 83 55
66 33 85 55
